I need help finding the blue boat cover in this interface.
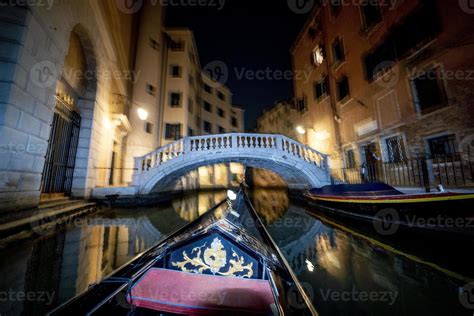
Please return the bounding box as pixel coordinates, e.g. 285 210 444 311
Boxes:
309 183 403 197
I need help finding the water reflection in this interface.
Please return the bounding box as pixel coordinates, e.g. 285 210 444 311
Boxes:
0 189 471 316
261 196 468 316
0 192 226 316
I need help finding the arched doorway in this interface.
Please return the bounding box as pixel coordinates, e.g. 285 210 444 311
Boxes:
40 28 96 198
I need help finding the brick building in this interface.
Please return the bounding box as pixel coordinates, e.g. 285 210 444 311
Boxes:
290 0 474 185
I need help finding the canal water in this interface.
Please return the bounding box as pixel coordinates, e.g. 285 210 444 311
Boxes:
0 189 472 315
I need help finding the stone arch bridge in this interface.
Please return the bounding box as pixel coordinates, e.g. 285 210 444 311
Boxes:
131 133 330 193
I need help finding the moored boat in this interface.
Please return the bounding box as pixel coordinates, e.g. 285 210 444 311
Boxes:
49 188 317 315
305 183 474 236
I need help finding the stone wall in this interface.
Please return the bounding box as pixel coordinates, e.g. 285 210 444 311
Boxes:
0 1 138 213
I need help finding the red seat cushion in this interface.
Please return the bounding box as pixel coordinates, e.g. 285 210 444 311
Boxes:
128 268 275 315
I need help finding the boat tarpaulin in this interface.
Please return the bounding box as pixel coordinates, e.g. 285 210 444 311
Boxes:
309 183 403 197
128 268 275 315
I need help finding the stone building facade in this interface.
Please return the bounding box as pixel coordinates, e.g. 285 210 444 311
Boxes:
290 0 474 176
201 73 245 135
256 100 299 139
0 1 245 214
0 1 149 213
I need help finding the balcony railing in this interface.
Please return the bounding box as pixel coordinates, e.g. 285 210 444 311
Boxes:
331 153 474 190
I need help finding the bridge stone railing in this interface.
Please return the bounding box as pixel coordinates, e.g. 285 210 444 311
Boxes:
134 133 329 178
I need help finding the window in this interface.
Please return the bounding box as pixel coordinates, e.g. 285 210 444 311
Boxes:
204 84 213 94
145 122 154 134
218 126 226 134
296 96 308 113
188 127 194 137
364 2 441 81
169 39 185 51
149 38 160 51
312 45 325 66
189 75 194 86
170 65 182 78
337 76 350 101
364 42 397 81
314 77 329 101
330 0 342 19
146 83 156 96
231 117 238 128
345 149 356 168
218 108 225 118
204 121 212 133
385 136 406 163
410 67 447 115
217 91 226 101
204 101 212 113
428 134 457 158
165 124 181 140
170 92 182 107
332 37 345 65
360 0 382 32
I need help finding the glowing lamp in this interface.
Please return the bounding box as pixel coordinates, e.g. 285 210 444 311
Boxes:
296 126 306 135
227 190 237 201
137 108 149 121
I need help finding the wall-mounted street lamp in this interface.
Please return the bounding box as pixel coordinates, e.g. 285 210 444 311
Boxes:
296 126 330 141
296 125 307 135
137 108 149 121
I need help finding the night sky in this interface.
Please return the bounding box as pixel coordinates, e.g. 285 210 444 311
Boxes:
166 0 311 130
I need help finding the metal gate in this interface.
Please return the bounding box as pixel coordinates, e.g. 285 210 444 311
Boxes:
41 99 81 195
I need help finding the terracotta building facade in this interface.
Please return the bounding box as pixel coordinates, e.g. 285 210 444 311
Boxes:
290 0 474 185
